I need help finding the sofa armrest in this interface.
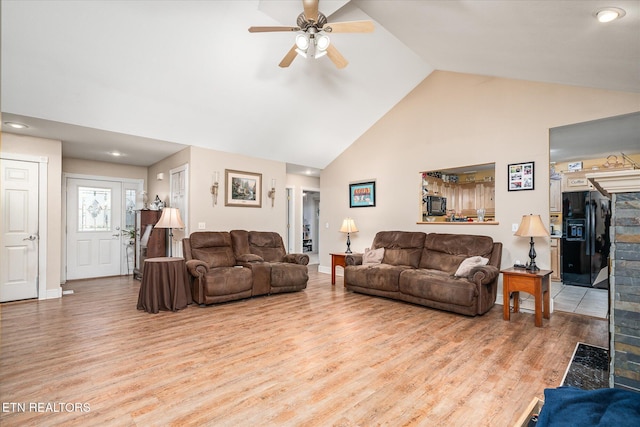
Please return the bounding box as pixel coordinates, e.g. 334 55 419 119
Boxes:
346 254 363 266
283 253 309 265
468 265 499 285
185 259 209 277
237 254 264 263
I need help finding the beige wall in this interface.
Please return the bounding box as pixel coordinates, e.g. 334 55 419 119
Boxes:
63 157 147 181
320 71 640 271
1 132 63 297
148 146 289 244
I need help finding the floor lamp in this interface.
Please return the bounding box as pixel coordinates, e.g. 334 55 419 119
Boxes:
154 207 185 257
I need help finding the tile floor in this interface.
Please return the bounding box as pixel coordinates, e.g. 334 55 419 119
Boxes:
497 281 609 319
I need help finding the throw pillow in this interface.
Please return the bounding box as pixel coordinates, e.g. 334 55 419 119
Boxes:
454 256 489 277
363 248 385 265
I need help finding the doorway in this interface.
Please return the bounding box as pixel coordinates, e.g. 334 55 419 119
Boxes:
65 175 142 280
0 159 39 302
303 190 320 264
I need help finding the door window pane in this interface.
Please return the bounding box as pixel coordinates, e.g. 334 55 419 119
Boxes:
78 186 111 231
125 189 136 230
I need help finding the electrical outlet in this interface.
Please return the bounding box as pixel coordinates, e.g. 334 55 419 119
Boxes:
512 223 519 232
198 222 206 230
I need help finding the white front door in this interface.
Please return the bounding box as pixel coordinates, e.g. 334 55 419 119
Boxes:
1 159 39 302
66 178 122 279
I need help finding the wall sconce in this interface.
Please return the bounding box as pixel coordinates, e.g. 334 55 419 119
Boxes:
211 171 219 206
156 173 164 181
268 179 276 207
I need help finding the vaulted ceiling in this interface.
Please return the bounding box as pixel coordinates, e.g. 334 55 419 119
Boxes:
2 1 638 171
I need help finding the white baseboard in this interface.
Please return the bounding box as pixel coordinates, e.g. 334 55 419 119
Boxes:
318 265 333 275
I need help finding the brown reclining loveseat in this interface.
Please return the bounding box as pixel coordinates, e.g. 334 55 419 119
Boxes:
183 231 308 306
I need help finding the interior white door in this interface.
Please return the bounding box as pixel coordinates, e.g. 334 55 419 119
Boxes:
67 178 122 279
1 159 39 302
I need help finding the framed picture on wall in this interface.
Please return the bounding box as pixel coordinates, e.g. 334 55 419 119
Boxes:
225 169 262 207
349 181 376 208
507 161 535 191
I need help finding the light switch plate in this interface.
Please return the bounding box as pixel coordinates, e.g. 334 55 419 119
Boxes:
512 223 519 232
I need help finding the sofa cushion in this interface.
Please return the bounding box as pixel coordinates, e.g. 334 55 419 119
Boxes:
203 266 253 295
363 248 385 265
189 232 236 268
371 231 426 268
346 264 411 292
270 262 308 288
248 231 287 262
399 269 477 307
420 233 494 274
454 256 489 277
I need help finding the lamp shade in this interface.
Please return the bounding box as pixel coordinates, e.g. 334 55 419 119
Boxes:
155 207 185 229
340 218 358 233
514 214 548 237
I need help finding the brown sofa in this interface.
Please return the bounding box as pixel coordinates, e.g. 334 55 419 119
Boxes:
345 231 502 316
183 231 308 306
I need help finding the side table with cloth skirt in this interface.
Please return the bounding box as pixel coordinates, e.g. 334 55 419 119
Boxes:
137 257 192 313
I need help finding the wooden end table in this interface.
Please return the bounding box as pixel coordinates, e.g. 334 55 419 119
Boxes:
330 253 348 285
502 267 553 327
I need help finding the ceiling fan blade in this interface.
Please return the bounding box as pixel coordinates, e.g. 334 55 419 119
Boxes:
302 0 319 22
323 20 375 33
248 26 300 33
279 45 298 68
326 44 348 69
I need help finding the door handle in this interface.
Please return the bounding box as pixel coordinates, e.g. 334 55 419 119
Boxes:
112 233 121 238
23 235 37 241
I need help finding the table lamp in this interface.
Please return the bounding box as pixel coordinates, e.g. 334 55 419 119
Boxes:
340 218 358 254
514 214 549 272
155 207 185 257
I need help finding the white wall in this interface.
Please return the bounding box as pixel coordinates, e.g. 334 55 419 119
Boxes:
319 71 640 272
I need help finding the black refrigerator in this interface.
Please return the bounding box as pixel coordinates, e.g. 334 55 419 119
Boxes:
561 191 611 288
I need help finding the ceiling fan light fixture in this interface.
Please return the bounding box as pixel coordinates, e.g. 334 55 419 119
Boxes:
316 34 330 51
295 34 310 51
594 7 626 23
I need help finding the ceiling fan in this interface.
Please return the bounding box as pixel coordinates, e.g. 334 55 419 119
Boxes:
248 0 374 69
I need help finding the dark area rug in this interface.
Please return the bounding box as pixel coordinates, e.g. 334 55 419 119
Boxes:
562 342 609 390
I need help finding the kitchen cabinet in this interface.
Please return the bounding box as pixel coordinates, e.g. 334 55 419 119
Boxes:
562 171 594 192
134 210 166 280
458 183 476 216
479 182 495 216
550 238 560 281
550 179 562 213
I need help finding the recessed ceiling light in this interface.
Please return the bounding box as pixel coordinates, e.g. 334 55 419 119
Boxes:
594 7 626 23
110 151 123 157
4 121 29 129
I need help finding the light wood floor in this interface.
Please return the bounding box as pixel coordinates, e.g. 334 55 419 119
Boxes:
1 268 607 426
